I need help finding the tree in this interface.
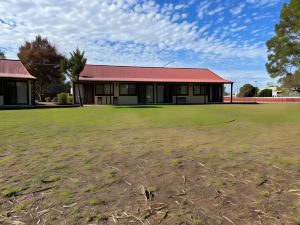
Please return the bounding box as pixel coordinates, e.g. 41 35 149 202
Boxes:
281 69 300 93
18 35 65 100
265 0 300 92
0 50 5 59
61 48 87 106
258 89 272 97
238 84 258 97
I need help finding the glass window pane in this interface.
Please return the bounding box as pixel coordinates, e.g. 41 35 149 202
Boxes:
157 85 164 103
181 85 187 95
96 84 104 95
194 85 200 95
146 85 153 103
120 84 128 95
104 84 111 95
128 84 136 95
16 82 28 104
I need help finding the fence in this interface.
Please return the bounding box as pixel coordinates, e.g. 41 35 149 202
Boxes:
224 96 300 103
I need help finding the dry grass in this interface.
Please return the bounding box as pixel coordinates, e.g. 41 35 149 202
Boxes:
0 104 300 224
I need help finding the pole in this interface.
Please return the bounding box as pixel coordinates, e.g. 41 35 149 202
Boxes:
230 83 233 103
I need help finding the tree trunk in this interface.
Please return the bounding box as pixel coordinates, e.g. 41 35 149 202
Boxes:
77 83 83 107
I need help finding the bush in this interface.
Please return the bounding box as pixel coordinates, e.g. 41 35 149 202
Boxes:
45 97 51 102
67 95 73 105
259 89 272 97
56 93 73 105
57 93 69 105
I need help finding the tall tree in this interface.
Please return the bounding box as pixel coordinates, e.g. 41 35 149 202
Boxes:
238 84 258 97
61 48 87 106
18 35 65 100
266 0 300 92
0 50 5 59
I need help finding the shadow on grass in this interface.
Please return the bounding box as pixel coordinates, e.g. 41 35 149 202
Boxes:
114 105 163 109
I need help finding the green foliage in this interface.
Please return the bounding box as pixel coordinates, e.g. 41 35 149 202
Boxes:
67 95 73 104
258 89 272 97
1 186 21 197
43 81 71 100
45 97 51 102
281 70 300 93
18 35 65 100
57 93 69 105
0 50 5 59
192 218 205 225
61 48 87 106
266 0 300 92
238 84 258 97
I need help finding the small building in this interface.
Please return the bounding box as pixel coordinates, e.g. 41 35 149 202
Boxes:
74 65 233 105
0 59 36 107
268 86 282 97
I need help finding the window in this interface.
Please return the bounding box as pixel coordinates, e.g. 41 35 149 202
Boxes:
3 80 28 105
0 80 3 95
95 83 113 95
119 83 137 96
193 84 206 95
174 84 188 96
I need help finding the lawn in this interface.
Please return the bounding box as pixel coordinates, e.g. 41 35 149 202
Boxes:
0 104 300 225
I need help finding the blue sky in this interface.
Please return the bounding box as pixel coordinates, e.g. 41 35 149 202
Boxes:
0 0 286 91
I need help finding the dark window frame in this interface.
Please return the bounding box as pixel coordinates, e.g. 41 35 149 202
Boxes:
193 84 207 96
3 79 29 105
0 79 3 96
173 84 189 96
95 83 114 96
119 83 137 96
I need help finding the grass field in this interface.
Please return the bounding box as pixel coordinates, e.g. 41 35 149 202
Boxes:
0 104 300 225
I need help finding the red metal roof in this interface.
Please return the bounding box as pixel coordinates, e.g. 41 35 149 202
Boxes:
0 59 36 79
79 65 232 83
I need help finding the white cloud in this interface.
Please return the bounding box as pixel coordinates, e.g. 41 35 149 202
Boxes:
246 0 281 7
230 3 245 15
196 0 212 19
0 0 267 66
207 6 224 16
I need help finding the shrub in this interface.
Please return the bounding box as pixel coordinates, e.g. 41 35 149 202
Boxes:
67 95 73 105
57 93 69 105
45 97 51 102
259 89 272 97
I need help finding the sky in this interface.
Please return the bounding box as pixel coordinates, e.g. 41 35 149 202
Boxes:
0 0 287 91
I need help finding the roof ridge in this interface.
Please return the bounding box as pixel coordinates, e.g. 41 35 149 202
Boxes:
0 58 20 62
85 64 209 70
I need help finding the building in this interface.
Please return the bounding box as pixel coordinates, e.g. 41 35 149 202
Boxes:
268 86 282 97
74 65 233 105
0 59 36 107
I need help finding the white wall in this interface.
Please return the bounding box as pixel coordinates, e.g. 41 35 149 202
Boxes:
172 83 206 104
94 82 138 105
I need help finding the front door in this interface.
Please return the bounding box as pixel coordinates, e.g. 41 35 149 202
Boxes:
138 83 154 104
156 84 172 103
83 83 94 104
